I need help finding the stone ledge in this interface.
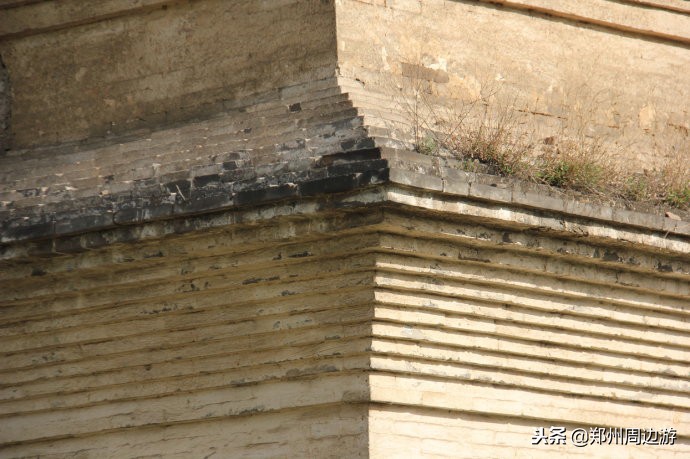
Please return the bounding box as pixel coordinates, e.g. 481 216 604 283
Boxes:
380 147 690 238
2 146 688 255
2 183 689 267
0 148 389 245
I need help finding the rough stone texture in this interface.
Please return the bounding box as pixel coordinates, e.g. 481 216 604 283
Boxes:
1 0 689 242
336 0 690 170
1 1 689 457
0 56 8 152
0 0 338 149
0 209 378 457
0 78 382 242
0 191 688 457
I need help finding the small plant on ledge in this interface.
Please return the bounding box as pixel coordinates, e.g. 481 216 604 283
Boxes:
400 71 689 211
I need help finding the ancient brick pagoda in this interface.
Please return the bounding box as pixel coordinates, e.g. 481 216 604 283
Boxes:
0 1 689 457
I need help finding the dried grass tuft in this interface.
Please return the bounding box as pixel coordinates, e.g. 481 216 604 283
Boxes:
397 65 689 210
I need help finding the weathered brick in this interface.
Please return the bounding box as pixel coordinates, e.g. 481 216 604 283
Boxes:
234 183 299 207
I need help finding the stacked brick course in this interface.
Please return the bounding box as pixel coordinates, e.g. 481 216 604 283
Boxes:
0 0 688 457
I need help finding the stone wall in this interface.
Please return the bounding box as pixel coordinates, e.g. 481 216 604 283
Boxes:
0 78 377 243
0 0 338 149
0 0 689 457
0 55 9 153
2 0 689 241
368 206 689 458
336 0 690 170
0 208 378 457
1 174 688 457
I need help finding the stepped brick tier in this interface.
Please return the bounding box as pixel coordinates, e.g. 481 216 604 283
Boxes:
1 0 688 457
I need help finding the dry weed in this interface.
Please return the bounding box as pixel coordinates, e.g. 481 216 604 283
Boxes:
654 146 690 209
396 60 688 210
535 137 614 195
400 71 535 178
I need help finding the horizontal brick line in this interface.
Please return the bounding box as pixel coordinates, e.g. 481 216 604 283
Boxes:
372 321 690 378
0 301 374 368
0 323 372 388
0 355 371 418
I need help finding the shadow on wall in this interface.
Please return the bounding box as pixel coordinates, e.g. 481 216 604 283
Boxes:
0 55 9 153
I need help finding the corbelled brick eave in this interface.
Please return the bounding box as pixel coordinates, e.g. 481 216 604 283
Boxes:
2 148 688 283
0 147 388 245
